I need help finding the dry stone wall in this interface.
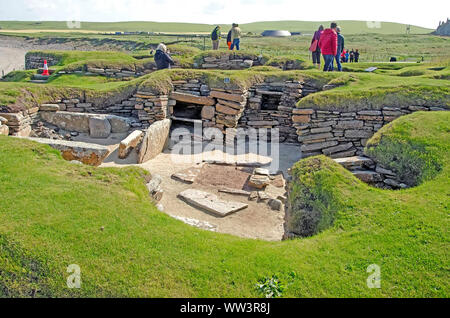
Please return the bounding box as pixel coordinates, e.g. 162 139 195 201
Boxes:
296 105 448 158
25 53 61 70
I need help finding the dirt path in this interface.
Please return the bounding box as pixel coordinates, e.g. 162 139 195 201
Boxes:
0 47 27 75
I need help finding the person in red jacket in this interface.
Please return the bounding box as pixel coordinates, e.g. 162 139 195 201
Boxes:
318 22 338 71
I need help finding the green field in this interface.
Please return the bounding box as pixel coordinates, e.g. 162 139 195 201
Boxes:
0 111 448 297
0 20 434 35
0 30 449 298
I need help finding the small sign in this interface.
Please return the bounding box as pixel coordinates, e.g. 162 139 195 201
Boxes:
224 77 230 84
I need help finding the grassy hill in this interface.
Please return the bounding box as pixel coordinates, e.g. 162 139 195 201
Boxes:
0 20 434 35
0 111 449 297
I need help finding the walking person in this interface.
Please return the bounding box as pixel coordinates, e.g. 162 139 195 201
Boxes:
310 25 324 70
154 43 175 70
318 22 338 72
230 23 242 51
354 49 360 63
211 26 221 50
335 26 345 71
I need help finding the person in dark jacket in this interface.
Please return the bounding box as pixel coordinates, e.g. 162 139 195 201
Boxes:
335 26 345 71
154 43 174 70
211 26 221 50
319 22 338 72
310 25 324 69
350 49 355 63
227 29 232 50
354 49 360 63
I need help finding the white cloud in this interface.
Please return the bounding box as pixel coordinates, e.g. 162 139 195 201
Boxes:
0 0 448 29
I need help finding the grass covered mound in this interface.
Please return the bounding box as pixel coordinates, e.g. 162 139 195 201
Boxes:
1 110 449 298
287 111 450 239
365 111 449 186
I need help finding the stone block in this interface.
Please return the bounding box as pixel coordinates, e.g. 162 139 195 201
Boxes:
138 119 171 164
119 130 144 159
89 116 111 139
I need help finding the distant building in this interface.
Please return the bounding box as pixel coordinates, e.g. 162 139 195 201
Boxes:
261 30 291 37
434 18 450 36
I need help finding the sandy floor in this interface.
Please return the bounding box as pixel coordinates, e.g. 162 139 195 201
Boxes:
99 137 303 241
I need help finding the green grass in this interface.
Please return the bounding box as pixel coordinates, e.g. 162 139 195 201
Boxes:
0 20 433 34
0 111 449 298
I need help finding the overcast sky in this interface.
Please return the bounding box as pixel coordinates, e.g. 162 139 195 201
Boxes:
0 0 448 29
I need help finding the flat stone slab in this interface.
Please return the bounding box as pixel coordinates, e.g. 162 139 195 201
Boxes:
178 189 248 217
172 166 202 184
218 188 251 196
333 156 374 170
22 137 110 166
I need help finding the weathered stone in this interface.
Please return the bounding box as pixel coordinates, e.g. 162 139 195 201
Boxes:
147 174 163 202
292 115 311 123
345 130 373 139
201 106 215 120
119 130 143 159
353 170 383 183
247 120 279 127
13 126 32 137
172 166 202 184
107 115 131 133
216 99 245 110
40 112 90 132
384 178 401 188
216 104 240 115
357 110 382 116
178 189 248 217
376 166 396 176
254 168 270 176
218 188 251 196
322 142 354 155
301 141 338 152
23 137 110 166
210 91 245 103
292 109 314 115
39 104 60 112
257 191 270 202
248 174 271 189
138 119 171 164
333 156 374 170
249 191 258 201
310 126 332 134
170 92 216 106
89 116 111 138
335 120 364 129
0 125 9 136
0 116 7 125
298 133 333 142
268 199 283 211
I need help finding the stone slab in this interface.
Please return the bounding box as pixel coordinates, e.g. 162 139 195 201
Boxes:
22 137 110 166
170 92 216 106
138 119 171 164
178 189 248 217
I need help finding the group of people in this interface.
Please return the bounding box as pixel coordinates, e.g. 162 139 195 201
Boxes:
211 24 242 51
154 22 361 71
310 22 360 71
340 49 360 63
